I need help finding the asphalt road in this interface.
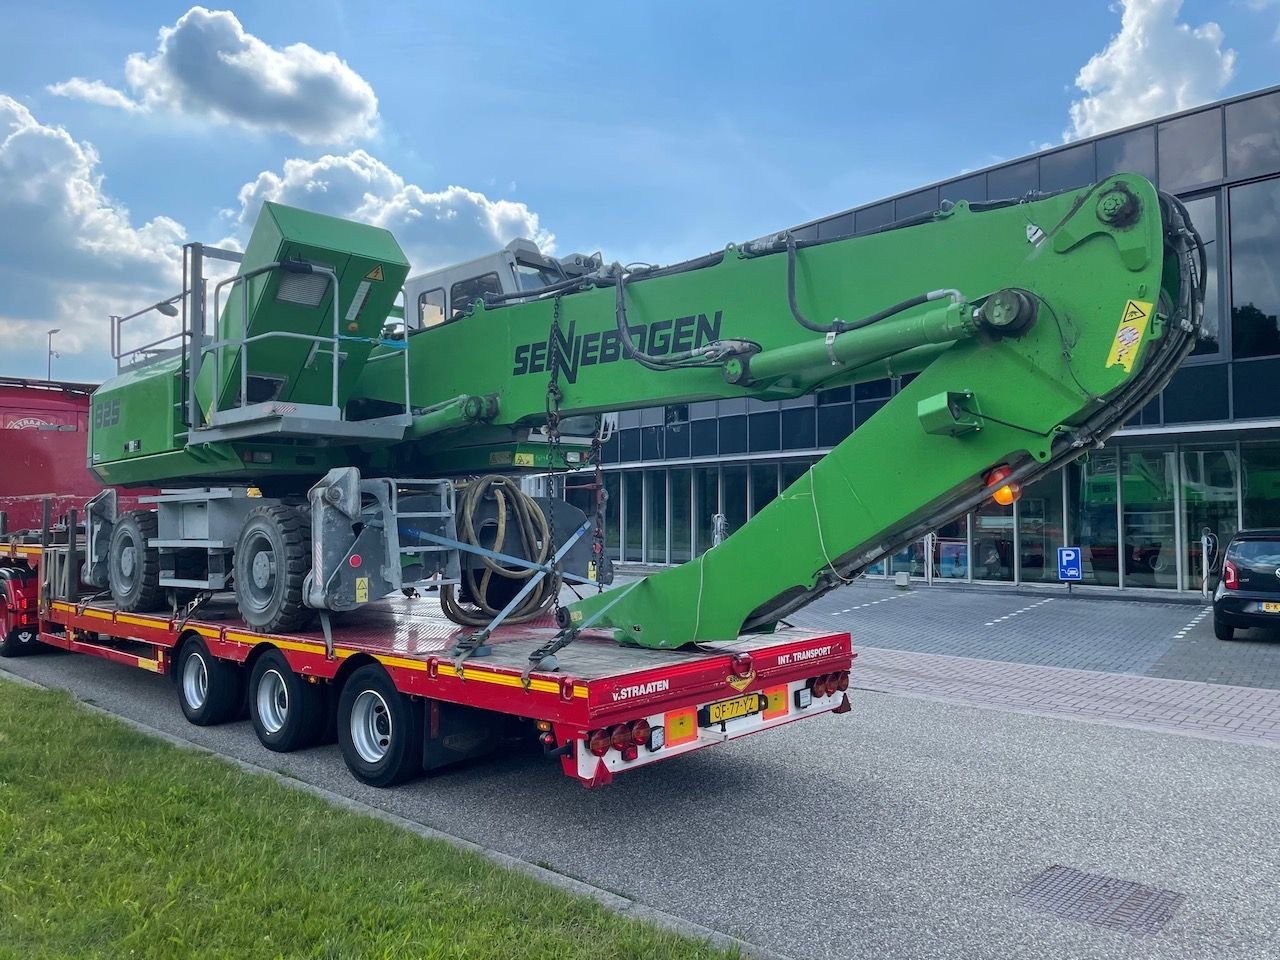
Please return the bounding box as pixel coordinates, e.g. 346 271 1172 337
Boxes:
4 650 1278 960
787 579 1280 689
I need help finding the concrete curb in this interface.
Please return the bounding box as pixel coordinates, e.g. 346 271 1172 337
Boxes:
0 668 792 960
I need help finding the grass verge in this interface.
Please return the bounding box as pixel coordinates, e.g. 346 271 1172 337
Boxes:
0 678 735 959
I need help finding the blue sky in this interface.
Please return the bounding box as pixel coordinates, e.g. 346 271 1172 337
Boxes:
0 0 1277 382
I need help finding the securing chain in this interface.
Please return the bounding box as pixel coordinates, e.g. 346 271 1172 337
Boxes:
545 295 566 618
590 425 606 593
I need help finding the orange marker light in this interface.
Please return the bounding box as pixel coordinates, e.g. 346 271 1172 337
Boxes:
984 465 1022 506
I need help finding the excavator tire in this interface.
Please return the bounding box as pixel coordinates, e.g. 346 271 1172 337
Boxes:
233 503 315 633
108 510 165 612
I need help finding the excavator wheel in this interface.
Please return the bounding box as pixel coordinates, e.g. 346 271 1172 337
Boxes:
108 510 165 612
233 504 315 633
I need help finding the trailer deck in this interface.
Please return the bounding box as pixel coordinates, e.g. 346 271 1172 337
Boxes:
2 541 854 787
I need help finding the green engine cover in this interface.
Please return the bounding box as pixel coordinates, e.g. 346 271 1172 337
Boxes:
195 201 409 419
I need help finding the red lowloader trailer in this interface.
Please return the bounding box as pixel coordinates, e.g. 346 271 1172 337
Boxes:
0 536 853 788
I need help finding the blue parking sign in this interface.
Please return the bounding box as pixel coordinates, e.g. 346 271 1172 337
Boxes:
1058 547 1082 582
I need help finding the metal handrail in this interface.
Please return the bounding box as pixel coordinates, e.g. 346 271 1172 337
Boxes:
110 294 186 370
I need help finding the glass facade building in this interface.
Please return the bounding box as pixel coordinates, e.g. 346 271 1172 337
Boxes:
572 86 1280 593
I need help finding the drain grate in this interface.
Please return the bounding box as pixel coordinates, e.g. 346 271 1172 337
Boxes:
1016 865 1185 936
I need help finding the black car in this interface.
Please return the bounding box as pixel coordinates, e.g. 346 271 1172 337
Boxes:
1212 529 1280 641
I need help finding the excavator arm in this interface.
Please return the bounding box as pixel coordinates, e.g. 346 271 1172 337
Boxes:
359 174 1203 648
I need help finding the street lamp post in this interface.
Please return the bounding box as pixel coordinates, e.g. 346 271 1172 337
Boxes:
46 328 61 381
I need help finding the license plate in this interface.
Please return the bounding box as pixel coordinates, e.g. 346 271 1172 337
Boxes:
699 693 763 727
1262 602 1280 613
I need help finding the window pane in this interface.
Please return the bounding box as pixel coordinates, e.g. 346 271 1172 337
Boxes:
1120 450 1177 589
416 288 445 329
1233 357 1280 420
1242 443 1280 528
1163 363 1227 423
933 517 969 580
1230 177 1280 359
604 472 620 560
618 428 640 462
972 501 1014 581
646 471 667 564
817 213 853 240
748 411 780 452
1180 448 1239 590
781 460 809 489
895 187 939 220
781 407 816 450
641 425 663 461
750 463 778 514
987 159 1037 200
1226 91 1280 181
1158 109 1223 192
623 472 642 561
449 272 502 317
816 403 852 447
1179 194 1220 355
719 415 747 455
1039 143 1095 193
855 379 891 400
690 419 717 457
941 173 986 204
665 420 690 459
1018 472 1064 582
1095 126 1156 181
1068 452 1119 586
722 466 747 539
855 201 894 233
694 467 718 554
670 468 691 563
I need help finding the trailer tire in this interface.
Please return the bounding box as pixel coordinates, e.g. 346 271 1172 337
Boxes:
249 650 324 752
176 637 242 726
109 511 164 612
337 664 423 787
233 504 315 633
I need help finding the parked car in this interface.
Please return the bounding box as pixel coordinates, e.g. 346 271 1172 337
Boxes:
1212 529 1280 641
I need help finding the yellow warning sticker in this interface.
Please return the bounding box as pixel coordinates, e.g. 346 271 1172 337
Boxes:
355 577 369 603
364 264 384 282
513 452 536 467
1105 299 1152 374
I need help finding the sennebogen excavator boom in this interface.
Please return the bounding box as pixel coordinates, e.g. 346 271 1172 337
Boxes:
85 175 1202 652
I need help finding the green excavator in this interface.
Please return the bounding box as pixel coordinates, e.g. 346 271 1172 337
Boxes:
82 174 1204 659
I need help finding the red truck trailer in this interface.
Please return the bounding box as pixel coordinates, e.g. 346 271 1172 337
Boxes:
0 538 853 788
0 377 150 535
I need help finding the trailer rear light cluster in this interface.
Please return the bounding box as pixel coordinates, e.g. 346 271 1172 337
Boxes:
809 672 850 698
587 718 661 760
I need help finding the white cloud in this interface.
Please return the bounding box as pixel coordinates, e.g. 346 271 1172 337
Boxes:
232 150 555 271
46 78 141 112
1065 0 1235 140
0 96 184 370
48 6 377 145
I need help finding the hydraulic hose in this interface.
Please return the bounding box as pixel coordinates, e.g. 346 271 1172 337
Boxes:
439 475 562 627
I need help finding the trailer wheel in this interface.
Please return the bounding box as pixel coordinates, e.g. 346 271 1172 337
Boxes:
176 637 242 725
337 664 423 787
109 511 164 612
233 504 315 632
249 649 323 752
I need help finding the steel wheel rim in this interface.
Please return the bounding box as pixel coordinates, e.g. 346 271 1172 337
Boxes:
350 689 392 764
257 668 289 734
183 651 208 710
243 531 277 612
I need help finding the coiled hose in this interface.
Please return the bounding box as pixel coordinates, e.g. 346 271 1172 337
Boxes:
439 475 562 627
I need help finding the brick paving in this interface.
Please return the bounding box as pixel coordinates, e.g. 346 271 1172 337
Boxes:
852 644 1280 748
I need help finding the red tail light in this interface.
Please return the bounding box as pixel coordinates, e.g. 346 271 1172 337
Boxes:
1224 559 1238 590
630 718 651 747
610 725 632 751
812 675 828 698
836 671 849 691
588 729 611 756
